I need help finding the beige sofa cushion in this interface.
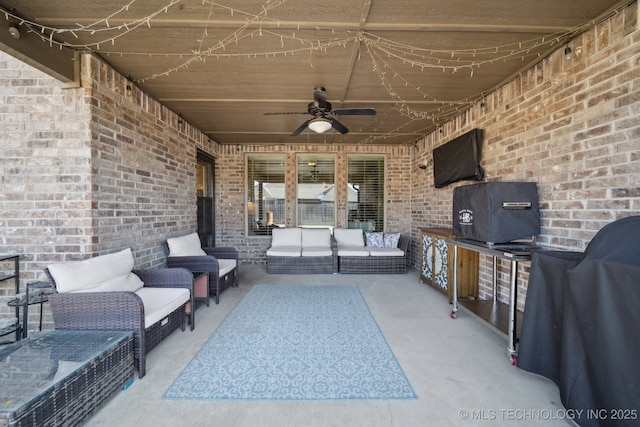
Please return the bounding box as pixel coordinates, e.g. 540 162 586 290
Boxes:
167 232 207 256
48 248 143 293
337 247 370 257
367 247 405 257
334 229 365 247
301 228 331 248
266 246 301 257
302 246 333 257
271 228 302 247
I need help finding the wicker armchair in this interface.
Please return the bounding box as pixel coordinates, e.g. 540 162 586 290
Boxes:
46 256 194 378
167 247 239 304
166 233 239 304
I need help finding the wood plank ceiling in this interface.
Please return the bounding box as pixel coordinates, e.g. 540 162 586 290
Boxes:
0 0 632 145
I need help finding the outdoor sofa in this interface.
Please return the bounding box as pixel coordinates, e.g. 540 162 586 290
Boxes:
266 227 337 274
46 248 193 378
265 227 407 274
334 228 408 274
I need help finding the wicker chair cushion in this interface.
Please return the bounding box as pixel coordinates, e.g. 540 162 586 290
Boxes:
266 246 302 257
301 228 331 247
367 247 404 257
47 248 142 293
271 228 302 247
82 273 144 293
218 259 237 277
167 233 207 256
302 246 333 257
334 229 365 247
136 287 190 328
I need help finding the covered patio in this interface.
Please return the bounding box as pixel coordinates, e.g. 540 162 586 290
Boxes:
86 264 572 427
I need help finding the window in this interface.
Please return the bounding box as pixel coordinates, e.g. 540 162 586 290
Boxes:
196 151 215 246
297 155 335 228
247 155 285 236
347 156 385 231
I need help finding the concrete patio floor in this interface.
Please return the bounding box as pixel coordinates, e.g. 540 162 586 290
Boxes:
86 264 572 427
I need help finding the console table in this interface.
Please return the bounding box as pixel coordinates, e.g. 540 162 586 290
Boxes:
446 238 535 364
0 330 134 427
419 227 478 302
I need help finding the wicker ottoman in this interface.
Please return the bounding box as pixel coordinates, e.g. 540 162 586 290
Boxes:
0 330 134 427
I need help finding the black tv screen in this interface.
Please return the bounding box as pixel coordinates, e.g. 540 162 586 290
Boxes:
433 128 484 188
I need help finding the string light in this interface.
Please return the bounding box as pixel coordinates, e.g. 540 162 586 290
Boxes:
0 0 182 49
1 0 632 142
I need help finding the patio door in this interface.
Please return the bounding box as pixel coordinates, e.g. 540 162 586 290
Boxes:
197 151 215 247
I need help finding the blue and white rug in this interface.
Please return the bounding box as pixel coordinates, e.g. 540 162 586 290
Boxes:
163 284 416 401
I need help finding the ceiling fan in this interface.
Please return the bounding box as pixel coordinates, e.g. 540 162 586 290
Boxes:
265 86 376 136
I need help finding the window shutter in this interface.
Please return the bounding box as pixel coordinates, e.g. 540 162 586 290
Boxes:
247 155 285 236
297 155 335 228
347 156 385 232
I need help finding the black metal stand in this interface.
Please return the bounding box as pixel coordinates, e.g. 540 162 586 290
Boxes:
7 282 53 339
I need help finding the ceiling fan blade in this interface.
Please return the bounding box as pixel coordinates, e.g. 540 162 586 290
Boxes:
330 118 349 134
291 119 312 136
333 108 376 116
264 112 309 116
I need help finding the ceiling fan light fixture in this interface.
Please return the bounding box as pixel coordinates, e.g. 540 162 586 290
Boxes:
308 118 332 134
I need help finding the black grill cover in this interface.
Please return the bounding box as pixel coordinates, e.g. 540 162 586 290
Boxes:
518 216 640 427
453 182 540 244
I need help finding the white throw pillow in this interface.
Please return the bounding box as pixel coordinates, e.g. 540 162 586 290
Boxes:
167 233 207 256
48 248 139 293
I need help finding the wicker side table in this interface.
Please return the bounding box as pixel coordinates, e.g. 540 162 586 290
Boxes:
0 330 134 427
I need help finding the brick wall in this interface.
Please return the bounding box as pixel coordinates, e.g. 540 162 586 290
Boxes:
0 51 92 331
83 53 218 267
215 143 413 264
412 2 639 307
0 52 219 331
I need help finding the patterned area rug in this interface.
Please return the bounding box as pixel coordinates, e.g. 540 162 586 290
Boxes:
164 284 416 401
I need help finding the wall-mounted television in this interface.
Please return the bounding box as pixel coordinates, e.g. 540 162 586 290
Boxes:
433 128 484 188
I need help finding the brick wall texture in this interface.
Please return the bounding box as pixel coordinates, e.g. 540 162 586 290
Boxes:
413 3 639 305
1 2 639 325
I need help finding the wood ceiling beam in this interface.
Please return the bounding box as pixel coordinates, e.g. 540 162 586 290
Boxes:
0 23 78 84
159 98 470 105
33 17 573 34
337 0 373 104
